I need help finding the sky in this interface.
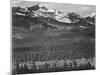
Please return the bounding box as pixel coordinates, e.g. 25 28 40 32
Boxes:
11 0 96 16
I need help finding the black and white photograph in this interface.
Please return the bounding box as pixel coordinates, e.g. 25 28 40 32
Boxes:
11 0 96 75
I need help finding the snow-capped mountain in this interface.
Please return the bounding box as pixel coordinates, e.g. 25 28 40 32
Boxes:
12 5 95 40
13 5 71 23
82 13 96 25
12 5 95 32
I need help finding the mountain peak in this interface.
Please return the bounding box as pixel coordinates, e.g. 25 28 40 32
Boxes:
12 5 72 23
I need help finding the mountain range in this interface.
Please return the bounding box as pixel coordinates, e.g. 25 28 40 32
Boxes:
12 5 95 47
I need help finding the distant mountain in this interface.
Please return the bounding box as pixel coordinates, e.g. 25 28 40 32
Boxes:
83 13 95 24
12 5 96 25
12 5 72 23
12 5 95 40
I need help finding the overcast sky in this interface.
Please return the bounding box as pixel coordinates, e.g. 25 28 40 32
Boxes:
11 0 96 16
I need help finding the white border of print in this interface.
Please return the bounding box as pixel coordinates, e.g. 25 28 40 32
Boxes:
0 0 99 75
